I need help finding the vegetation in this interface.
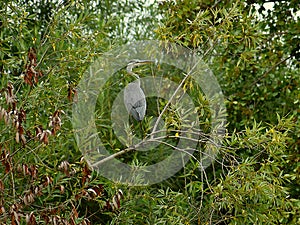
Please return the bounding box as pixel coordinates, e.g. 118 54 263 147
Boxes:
0 0 299 224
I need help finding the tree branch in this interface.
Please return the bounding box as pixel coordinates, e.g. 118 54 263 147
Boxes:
249 55 291 87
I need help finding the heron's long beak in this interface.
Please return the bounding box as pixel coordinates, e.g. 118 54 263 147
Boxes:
130 59 154 66
138 60 154 63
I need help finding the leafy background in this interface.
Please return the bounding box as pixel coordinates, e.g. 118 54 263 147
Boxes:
0 0 299 224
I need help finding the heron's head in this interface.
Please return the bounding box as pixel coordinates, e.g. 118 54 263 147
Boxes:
126 59 154 79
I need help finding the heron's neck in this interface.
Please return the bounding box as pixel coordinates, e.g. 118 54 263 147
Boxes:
133 79 141 86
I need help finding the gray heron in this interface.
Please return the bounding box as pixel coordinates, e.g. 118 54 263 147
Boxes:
124 59 153 121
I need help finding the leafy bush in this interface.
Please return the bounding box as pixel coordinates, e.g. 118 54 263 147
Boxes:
0 0 299 224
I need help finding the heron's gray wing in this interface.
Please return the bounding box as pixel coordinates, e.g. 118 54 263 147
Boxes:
124 83 147 121
130 98 146 121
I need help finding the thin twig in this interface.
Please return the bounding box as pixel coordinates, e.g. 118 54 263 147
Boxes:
91 146 136 167
249 56 291 87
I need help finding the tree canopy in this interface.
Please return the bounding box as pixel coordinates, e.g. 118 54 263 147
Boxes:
0 0 299 224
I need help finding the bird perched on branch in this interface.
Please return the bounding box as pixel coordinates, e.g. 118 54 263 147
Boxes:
124 59 153 121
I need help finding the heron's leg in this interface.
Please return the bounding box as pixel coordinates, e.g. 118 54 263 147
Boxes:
129 115 136 135
129 116 141 139
138 121 145 140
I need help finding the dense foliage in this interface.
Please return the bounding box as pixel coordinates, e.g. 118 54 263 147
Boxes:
0 0 299 224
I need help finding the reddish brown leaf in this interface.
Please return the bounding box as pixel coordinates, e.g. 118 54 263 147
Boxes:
0 205 5 214
72 205 78 219
28 47 37 66
0 179 3 192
